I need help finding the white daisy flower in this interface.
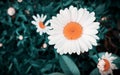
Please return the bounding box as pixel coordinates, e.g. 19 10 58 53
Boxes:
31 14 50 35
48 6 100 55
97 52 117 75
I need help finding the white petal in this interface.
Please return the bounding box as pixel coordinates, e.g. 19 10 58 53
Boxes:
48 34 63 45
78 38 89 52
84 22 100 29
83 35 97 46
64 41 72 54
70 41 77 53
50 16 64 27
57 41 69 54
45 20 50 26
76 8 84 23
74 40 81 55
81 35 93 49
83 29 98 35
31 21 37 25
69 6 78 21
79 9 89 25
32 15 38 21
111 64 117 69
85 12 95 25
48 29 62 35
37 14 40 19
60 8 71 22
57 14 67 26
92 35 99 40
54 37 66 49
109 57 117 61
39 32 43 35
42 15 47 22
41 14 44 18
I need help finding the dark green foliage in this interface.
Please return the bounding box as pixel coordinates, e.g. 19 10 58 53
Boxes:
0 0 120 75
90 68 100 75
59 55 80 75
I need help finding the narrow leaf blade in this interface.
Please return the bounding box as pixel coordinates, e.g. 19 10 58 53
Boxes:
59 55 80 75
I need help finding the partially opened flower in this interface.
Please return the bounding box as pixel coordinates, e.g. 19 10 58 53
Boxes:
31 14 50 35
48 6 100 55
97 52 117 75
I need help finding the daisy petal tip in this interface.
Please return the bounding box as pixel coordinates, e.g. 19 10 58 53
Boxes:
69 5 74 8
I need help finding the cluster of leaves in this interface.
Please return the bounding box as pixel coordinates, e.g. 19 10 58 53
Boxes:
0 0 120 75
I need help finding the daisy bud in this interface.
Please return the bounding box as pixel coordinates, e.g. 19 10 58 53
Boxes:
7 7 16 16
42 43 47 48
18 35 23 40
25 10 30 15
17 0 23 3
0 43 3 47
101 17 107 21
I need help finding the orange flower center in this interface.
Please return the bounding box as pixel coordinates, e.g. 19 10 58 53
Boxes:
103 59 110 71
63 22 83 40
39 22 45 29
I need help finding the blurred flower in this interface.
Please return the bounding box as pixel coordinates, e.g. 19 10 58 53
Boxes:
17 0 23 3
0 43 3 47
25 10 30 15
42 43 47 48
97 52 117 75
18 35 23 40
31 14 51 35
48 6 100 55
101 17 107 21
7 7 16 16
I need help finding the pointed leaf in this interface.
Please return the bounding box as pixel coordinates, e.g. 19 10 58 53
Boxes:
59 55 80 75
63 0 73 6
90 68 100 75
48 72 65 75
95 4 105 15
90 52 105 63
112 54 120 69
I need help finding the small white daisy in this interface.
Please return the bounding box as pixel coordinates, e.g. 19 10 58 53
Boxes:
97 52 117 75
7 7 16 16
31 14 50 35
17 0 23 3
18 35 24 40
41 43 47 48
48 6 100 55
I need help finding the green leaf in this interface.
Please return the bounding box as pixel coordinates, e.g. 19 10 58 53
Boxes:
112 55 120 69
25 65 32 74
95 4 105 16
47 72 65 75
13 58 21 73
90 68 100 75
59 55 80 75
41 63 53 73
30 60 42 68
90 52 105 63
63 0 73 6
98 27 108 40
